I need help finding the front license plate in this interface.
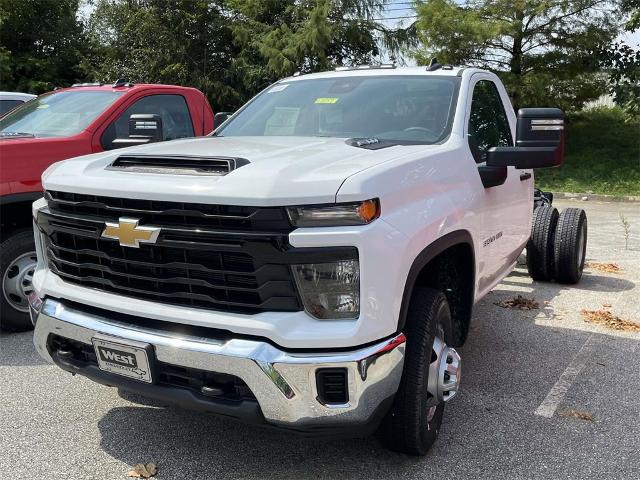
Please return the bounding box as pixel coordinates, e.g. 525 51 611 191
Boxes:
92 335 153 383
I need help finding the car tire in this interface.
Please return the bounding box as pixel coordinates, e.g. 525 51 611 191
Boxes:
526 205 559 281
1 229 37 332
380 287 457 456
554 208 587 284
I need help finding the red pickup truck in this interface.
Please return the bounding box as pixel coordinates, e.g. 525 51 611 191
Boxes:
0 80 215 331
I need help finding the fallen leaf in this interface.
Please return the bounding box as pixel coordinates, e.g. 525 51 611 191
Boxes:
581 309 640 332
127 463 157 479
560 409 594 421
494 295 539 310
586 262 622 274
602 303 612 308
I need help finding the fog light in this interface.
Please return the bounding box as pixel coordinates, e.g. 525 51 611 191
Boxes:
292 260 360 319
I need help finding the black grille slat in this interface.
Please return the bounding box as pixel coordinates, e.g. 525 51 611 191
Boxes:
42 191 302 314
45 191 290 232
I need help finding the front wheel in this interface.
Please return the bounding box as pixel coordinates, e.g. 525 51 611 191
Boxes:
380 287 461 455
1 229 37 332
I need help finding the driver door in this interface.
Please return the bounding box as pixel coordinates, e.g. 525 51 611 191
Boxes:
465 74 532 295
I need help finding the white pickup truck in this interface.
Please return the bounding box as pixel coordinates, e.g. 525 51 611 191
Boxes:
28 64 587 455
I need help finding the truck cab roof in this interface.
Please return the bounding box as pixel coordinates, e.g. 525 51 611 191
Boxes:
53 82 204 95
279 65 473 83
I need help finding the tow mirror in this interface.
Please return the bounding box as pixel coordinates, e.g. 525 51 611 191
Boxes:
112 114 164 148
214 111 233 128
487 108 564 169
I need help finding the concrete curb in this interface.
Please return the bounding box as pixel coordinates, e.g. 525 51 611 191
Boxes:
553 192 640 203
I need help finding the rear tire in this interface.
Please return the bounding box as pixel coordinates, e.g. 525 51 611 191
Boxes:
526 205 559 281
1 229 37 332
380 287 455 456
554 208 587 284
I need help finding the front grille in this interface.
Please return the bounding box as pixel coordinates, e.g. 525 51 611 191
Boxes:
39 191 303 313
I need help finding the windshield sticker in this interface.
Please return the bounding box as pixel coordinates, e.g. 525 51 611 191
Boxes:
267 84 289 93
264 107 300 135
36 104 50 109
314 97 339 104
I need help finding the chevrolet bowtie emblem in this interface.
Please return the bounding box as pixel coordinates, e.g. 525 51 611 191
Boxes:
101 218 161 248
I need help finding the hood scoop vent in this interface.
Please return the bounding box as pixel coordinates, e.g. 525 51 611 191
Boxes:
107 154 250 176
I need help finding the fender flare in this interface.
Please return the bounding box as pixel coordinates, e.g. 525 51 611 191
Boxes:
397 229 475 332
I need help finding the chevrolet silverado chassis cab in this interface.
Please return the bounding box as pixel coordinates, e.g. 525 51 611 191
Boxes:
29 65 586 455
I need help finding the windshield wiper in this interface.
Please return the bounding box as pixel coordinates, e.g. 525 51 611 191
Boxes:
0 131 35 138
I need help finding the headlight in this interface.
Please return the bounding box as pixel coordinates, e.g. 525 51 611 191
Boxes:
287 199 380 227
292 260 360 319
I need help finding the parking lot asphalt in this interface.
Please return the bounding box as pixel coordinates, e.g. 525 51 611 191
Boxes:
1 199 639 479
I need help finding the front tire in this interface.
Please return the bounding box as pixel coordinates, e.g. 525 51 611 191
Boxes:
1 229 37 332
380 287 460 455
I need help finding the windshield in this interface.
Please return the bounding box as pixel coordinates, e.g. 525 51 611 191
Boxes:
0 90 122 138
219 75 460 144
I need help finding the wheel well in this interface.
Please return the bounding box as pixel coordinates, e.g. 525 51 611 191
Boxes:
1 201 34 238
400 236 475 348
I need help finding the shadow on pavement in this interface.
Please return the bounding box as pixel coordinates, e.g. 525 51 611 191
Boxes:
96 405 415 479
93 265 640 479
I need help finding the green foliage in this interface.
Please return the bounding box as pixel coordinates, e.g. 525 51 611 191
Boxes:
87 0 243 110
86 0 395 110
603 1 640 119
621 0 640 30
535 107 640 195
0 0 92 93
412 0 620 111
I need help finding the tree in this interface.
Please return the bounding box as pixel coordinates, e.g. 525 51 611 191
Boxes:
87 0 243 109
605 0 640 119
228 0 390 76
0 0 91 93
412 0 620 111
87 0 402 110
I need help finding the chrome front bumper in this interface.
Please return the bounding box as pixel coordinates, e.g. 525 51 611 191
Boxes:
32 298 405 431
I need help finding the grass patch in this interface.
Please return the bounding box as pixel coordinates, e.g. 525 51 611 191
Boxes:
535 107 640 196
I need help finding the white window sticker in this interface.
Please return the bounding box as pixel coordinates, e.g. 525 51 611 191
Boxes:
264 107 300 135
267 84 289 93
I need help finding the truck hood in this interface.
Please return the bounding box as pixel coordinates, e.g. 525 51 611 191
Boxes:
43 136 431 205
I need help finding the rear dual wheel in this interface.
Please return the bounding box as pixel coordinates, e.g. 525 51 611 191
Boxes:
526 206 587 284
526 204 558 281
554 208 587 284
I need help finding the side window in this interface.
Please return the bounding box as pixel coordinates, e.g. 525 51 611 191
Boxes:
101 94 194 150
468 80 513 163
0 99 23 116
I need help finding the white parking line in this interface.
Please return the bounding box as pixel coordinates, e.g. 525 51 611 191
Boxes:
534 333 596 418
